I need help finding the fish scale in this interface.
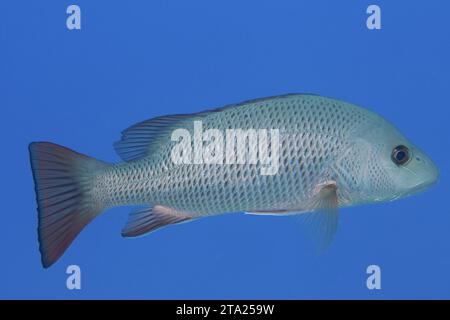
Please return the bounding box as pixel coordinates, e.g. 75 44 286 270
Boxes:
29 93 439 267
95 94 373 214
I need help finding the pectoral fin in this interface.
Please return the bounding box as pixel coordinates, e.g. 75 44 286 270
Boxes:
245 182 339 251
301 182 339 253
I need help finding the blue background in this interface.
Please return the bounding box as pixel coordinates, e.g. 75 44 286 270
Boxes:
1 0 449 299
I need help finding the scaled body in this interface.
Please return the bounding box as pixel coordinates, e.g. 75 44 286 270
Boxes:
29 94 438 267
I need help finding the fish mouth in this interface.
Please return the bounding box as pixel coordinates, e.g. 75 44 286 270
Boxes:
410 178 438 195
408 181 437 194
397 156 439 198
399 176 439 199
389 176 438 201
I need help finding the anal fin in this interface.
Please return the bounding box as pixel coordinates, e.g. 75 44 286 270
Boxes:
122 205 192 237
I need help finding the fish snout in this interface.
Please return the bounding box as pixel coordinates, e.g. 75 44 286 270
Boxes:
414 156 439 191
406 151 439 195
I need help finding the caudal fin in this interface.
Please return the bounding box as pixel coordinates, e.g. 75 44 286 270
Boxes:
29 142 108 268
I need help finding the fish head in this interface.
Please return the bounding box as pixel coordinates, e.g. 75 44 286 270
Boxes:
356 118 439 203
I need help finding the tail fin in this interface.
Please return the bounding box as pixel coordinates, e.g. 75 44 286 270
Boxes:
29 142 108 268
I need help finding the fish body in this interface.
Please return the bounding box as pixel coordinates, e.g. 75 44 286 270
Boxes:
97 95 383 213
29 94 438 267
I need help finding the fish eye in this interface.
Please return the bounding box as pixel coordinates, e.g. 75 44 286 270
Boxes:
391 145 410 165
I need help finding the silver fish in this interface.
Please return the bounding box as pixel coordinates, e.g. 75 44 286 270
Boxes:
29 94 439 267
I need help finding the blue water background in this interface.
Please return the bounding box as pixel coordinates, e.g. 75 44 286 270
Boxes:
1 1 449 298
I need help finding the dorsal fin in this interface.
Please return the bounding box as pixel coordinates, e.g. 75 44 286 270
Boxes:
114 113 200 162
114 93 309 162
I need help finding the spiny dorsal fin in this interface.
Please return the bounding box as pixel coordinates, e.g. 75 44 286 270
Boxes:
121 205 193 237
114 114 200 162
113 94 311 162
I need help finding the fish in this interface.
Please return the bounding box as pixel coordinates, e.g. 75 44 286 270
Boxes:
29 94 439 268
